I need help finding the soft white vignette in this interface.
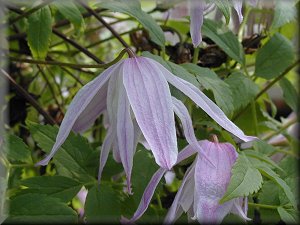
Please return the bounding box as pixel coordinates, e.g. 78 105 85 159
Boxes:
0 1 8 223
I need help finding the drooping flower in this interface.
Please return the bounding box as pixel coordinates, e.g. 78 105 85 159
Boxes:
36 54 255 193
188 0 244 47
164 138 250 224
123 138 251 224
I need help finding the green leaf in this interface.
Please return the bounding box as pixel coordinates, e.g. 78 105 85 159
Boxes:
234 102 268 135
279 77 298 112
99 0 165 49
27 6 52 59
225 72 259 113
52 0 85 31
255 33 295 79
131 149 159 200
279 177 299 205
271 0 297 29
278 156 298 179
258 166 297 209
142 51 199 87
85 184 121 223
21 176 82 202
243 150 284 172
253 140 277 155
215 0 231 25
182 63 234 116
202 19 245 65
277 207 298 224
28 123 97 183
258 180 280 205
219 153 263 203
3 135 32 164
6 193 77 223
258 181 281 223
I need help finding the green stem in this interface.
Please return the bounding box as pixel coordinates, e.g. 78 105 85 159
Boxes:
238 6 251 42
193 47 200 64
0 154 9 168
233 59 300 122
251 101 259 135
3 0 54 29
248 202 279 210
52 29 104 64
243 66 258 135
161 49 166 60
262 117 297 140
10 163 34 168
7 48 128 69
0 69 57 125
156 193 163 210
82 3 131 49
255 59 300 100
271 149 298 158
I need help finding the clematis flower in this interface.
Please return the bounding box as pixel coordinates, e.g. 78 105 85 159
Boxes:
36 54 255 193
123 138 251 224
164 138 250 224
188 0 244 47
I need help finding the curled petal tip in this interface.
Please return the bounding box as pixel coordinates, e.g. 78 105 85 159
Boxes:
120 216 132 224
35 157 51 167
189 0 205 47
240 135 259 143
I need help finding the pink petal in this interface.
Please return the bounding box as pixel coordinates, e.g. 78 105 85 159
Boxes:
188 0 206 47
232 0 243 23
164 162 195 224
112 141 121 163
152 59 257 143
193 141 238 224
72 84 108 133
172 97 215 166
102 110 110 129
117 81 135 194
123 57 177 170
230 197 251 221
98 127 114 183
133 119 151 151
248 0 258 6
36 62 123 166
122 168 166 223
123 144 197 223
106 69 123 163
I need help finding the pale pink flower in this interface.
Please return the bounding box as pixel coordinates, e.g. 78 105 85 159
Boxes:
36 56 255 193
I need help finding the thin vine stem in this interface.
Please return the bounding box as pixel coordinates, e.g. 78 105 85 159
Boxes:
7 48 128 69
262 116 297 141
81 3 131 49
2 0 54 29
0 69 56 125
38 66 63 113
238 6 252 42
255 59 300 100
248 202 279 210
193 47 200 64
233 59 300 121
243 63 258 135
6 6 105 64
52 29 104 64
